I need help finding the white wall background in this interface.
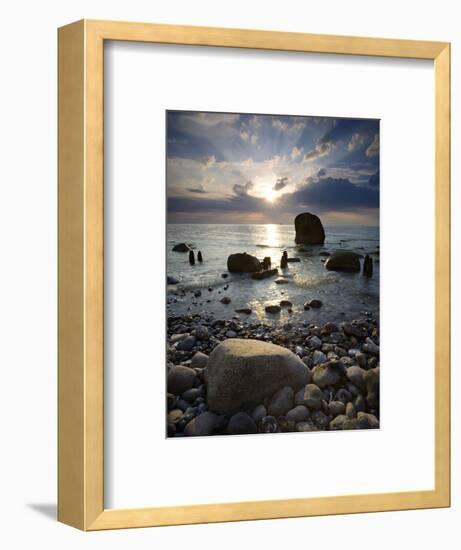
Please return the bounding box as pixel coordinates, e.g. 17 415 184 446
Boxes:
0 0 458 548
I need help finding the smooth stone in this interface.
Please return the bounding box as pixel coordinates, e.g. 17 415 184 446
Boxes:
313 350 327 365
167 409 183 424
227 412 258 435
300 384 323 410
267 386 294 417
220 296 231 304
309 299 323 308
345 366 366 390
296 421 318 432
363 337 380 355
294 212 325 245
330 414 349 430
225 330 238 338
325 251 361 272
227 252 261 273
170 333 189 343
206 339 310 414
341 322 364 338
172 243 190 252
363 367 380 409
322 322 338 334
306 335 322 350
286 405 310 422
167 365 197 395
335 388 353 404
302 356 314 368
184 412 219 436
235 308 252 315
357 412 380 429
274 278 290 284
251 268 278 280
167 275 179 285
312 361 344 389
346 401 356 419
328 400 346 416
176 335 196 351
191 351 209 369
265 304 281 314
252 404 267 424
311 410 329 430
182 387 203 402
354 394 367 413
356 352 367 368
261 415 278 433
194 325 209 341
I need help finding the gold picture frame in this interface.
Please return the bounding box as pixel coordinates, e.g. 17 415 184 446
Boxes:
58 19 451 530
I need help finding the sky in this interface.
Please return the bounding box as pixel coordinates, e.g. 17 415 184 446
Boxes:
166 111 379 225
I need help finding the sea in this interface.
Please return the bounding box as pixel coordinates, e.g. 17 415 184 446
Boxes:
167 224 379 325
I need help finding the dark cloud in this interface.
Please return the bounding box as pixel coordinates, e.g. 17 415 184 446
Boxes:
187 185 207 194
233 180 253 197
317 168 327 178
368 171 380 188
273 176 288 191
283 177 379 210
304 137 335 161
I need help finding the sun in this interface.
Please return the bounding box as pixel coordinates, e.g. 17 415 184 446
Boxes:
264 188 277 203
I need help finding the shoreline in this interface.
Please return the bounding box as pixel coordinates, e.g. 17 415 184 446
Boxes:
167 312 380 437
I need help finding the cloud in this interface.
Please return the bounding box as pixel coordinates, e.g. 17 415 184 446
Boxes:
347 132 366 151
233 180 254 197
273 176 288 192
272 119 289 131
200 155 216 167
366 134 379 157
369 171 380 188
291 146 303 160
304 138 335 161
317 168 327 178
194 112 240 126
187 184 207 194
284 176 379 210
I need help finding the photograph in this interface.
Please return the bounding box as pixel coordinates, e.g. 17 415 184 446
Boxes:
166 110 380 437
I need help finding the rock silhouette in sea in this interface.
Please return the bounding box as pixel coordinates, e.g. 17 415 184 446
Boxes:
262 256 271 270
294 212 325 244
227 252 261 273
197 251 203 263
189 250 195 265
206 339 311 414
280 251 288 268
325 251 361 272
363 254 373 277
172 243 190 252
251 268 278 280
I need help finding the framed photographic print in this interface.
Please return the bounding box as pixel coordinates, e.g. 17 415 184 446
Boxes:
58 20 451 530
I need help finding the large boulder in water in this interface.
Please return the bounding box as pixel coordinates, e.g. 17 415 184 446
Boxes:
294 212 325 244
325 251 361 272
206 339 311 414
227 252 261 273
172 243 190 252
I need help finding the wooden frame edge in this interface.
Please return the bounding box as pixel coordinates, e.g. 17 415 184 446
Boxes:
58 20 451 531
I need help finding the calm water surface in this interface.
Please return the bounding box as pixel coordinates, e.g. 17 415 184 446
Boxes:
167 224 379 325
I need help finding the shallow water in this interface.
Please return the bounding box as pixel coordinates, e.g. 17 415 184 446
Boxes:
167 224 379 325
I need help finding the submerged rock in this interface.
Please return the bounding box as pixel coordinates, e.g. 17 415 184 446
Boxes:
294 212 325 244
325 251 361 272
235 308 252 315
265 304 281 314
172 243 190 252
251 268 278 280
206 338 310 414
227 252 261 273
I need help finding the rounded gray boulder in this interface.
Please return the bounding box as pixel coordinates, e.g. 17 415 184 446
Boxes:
227 252 261 273
325 251 361 272
206 339 311 415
